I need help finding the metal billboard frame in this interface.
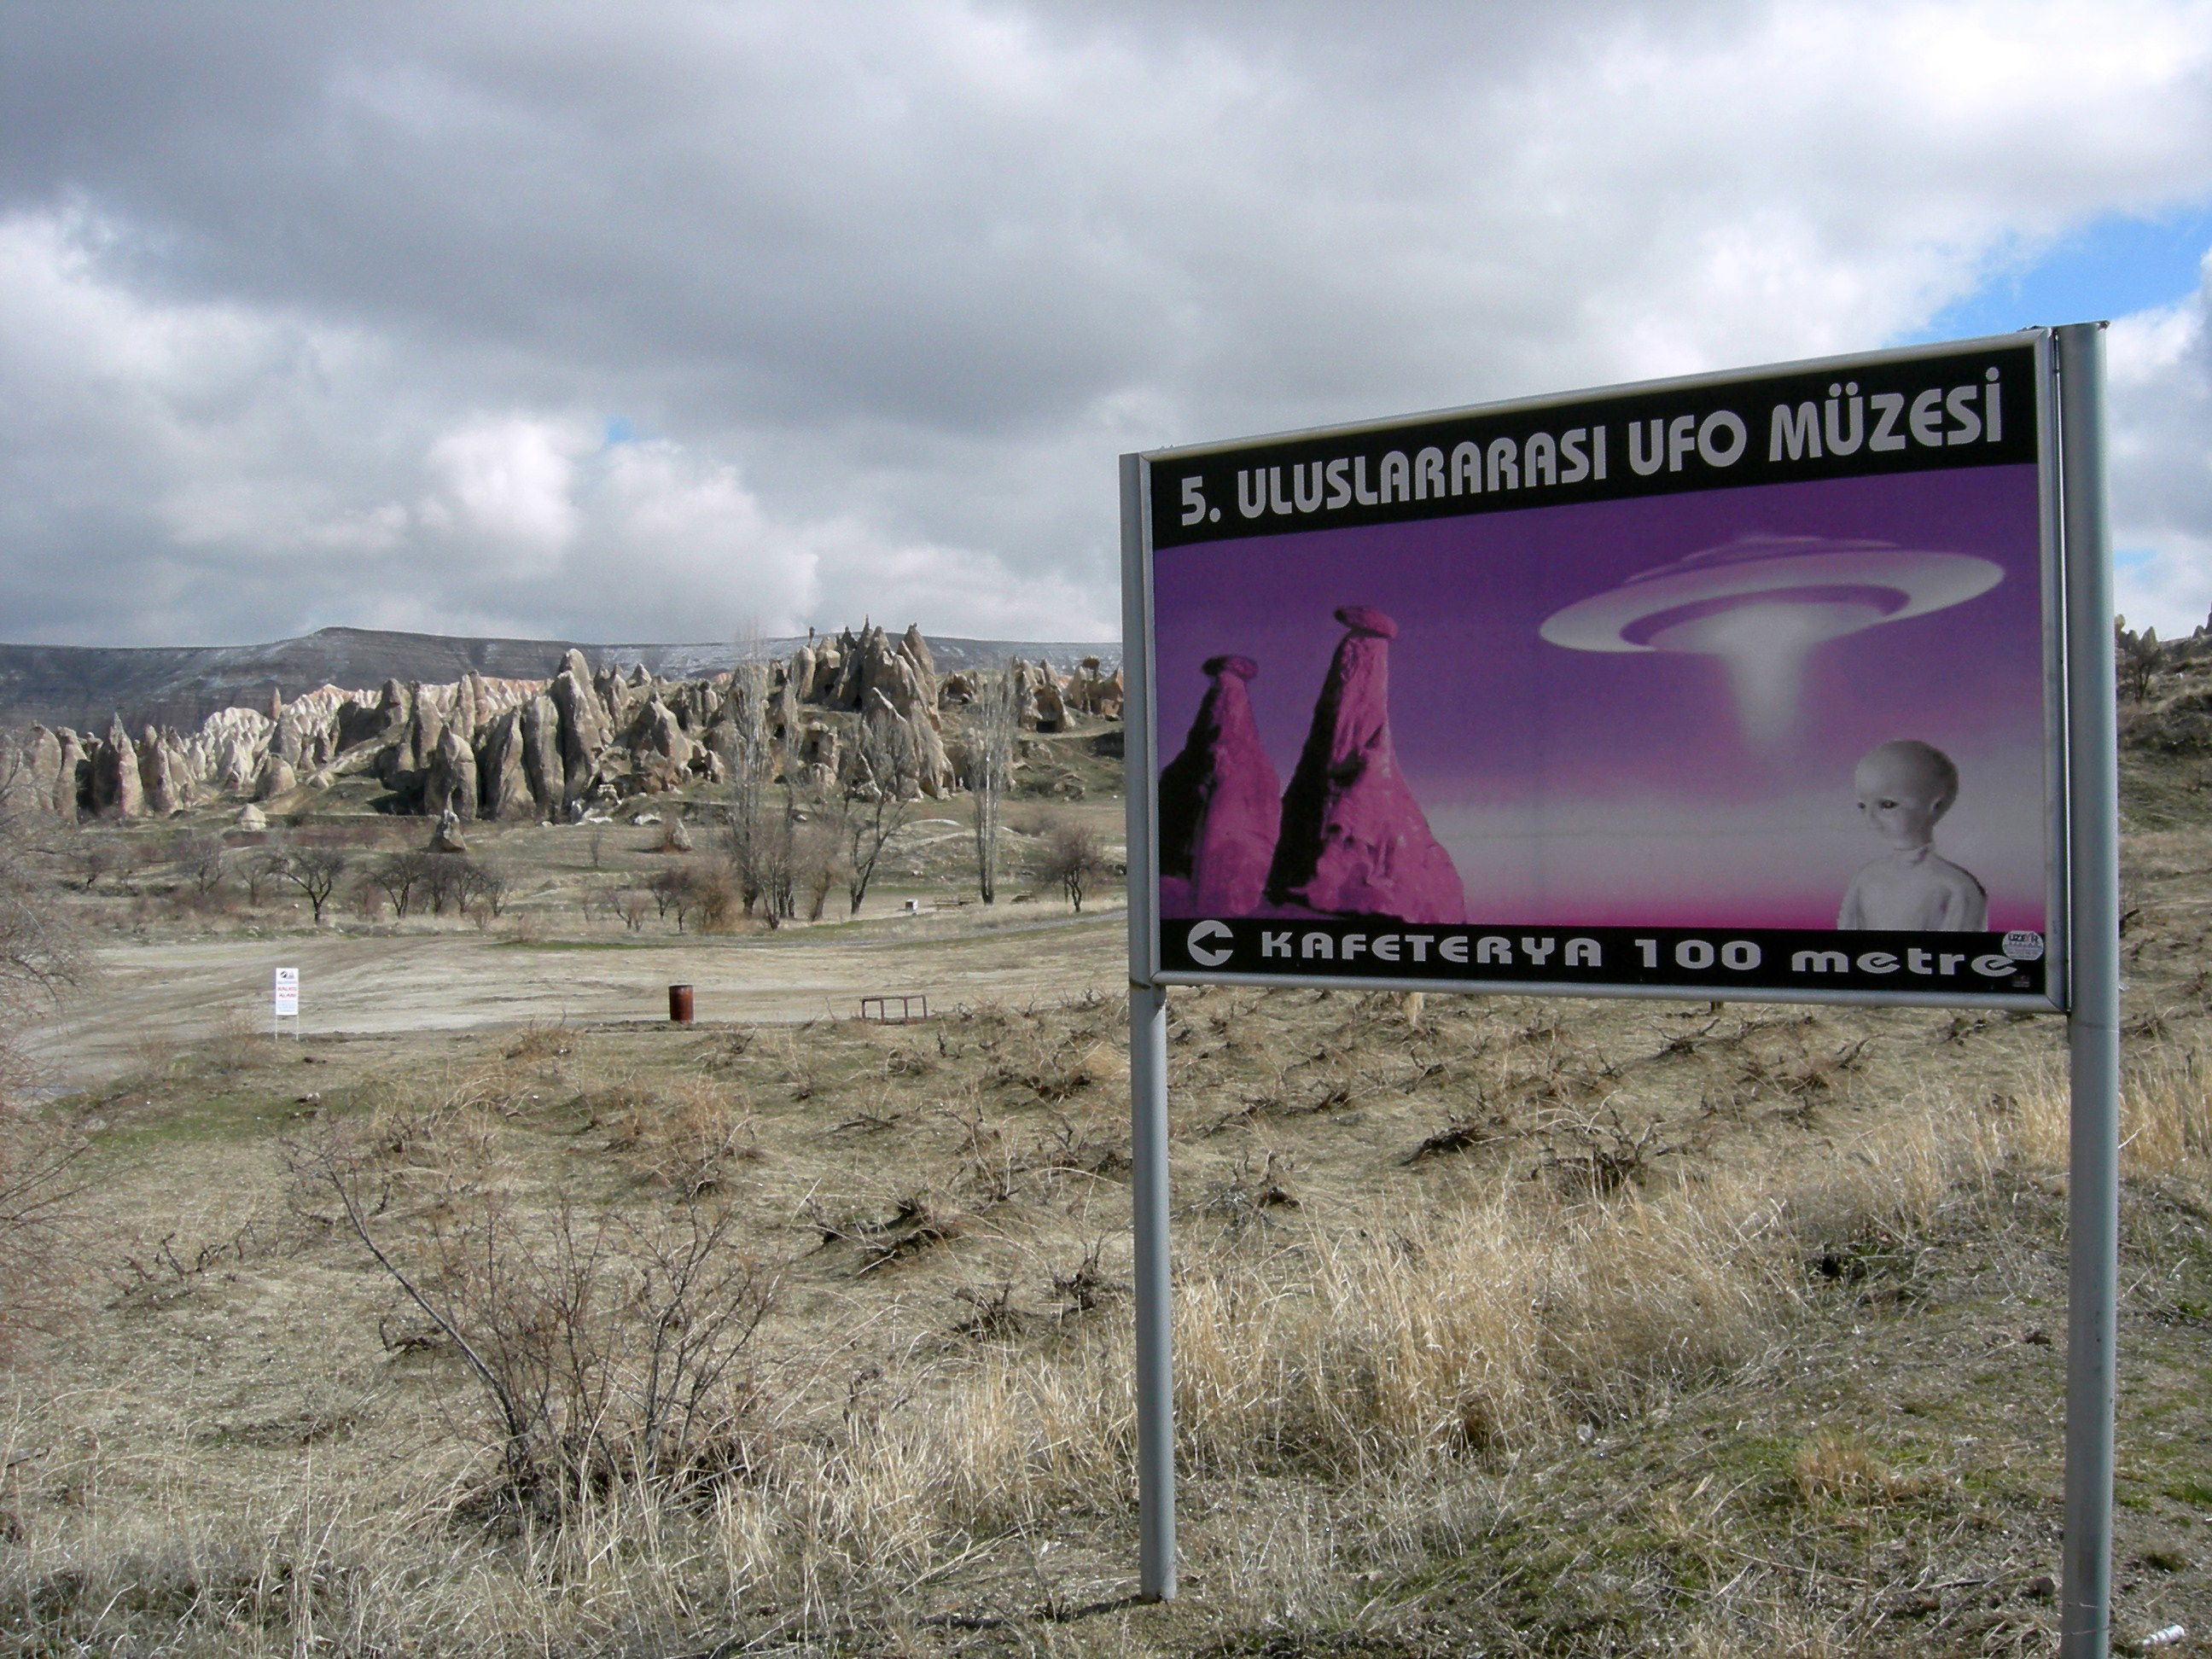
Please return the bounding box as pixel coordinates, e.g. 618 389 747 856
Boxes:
1119 324 2120 1656
1132 329 2068 1010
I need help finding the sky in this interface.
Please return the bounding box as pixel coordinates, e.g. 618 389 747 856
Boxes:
3 1 2211 649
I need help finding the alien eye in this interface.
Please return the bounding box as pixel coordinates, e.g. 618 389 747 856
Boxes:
1878 798 1900 809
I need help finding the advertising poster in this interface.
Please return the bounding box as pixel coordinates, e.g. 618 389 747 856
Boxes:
1138 335 2064 1007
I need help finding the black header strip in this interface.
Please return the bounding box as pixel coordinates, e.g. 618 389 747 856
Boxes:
1149 339 2040 550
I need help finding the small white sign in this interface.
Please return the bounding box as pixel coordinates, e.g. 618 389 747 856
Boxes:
273 967 300 1017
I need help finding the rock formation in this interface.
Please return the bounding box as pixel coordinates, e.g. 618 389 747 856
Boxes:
93 715 144 818
1066 657 1124 719
475 704 530 820
10 624 1115 823
550 656 611 810
518 694 562 812
1157 655 1281 917
1265 607 1464 923
629 694 694 785
20 726 62 814
254 754 297 801
424 727 479 820
138 727 191 816
899 625 938 711
51 728 84 818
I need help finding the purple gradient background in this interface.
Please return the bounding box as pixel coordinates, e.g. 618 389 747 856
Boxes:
1152 466 2050 930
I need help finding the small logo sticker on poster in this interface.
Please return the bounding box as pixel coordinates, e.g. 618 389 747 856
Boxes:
2004 931 2046 962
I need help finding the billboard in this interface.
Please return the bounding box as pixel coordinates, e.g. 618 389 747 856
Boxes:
1128 335 2066 1008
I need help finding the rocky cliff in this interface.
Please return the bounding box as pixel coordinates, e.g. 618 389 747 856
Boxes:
9 626 1123 824
0 625 1121 733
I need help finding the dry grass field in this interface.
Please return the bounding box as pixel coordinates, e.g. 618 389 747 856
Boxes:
18 721 1132 1090
3 736 2211 1655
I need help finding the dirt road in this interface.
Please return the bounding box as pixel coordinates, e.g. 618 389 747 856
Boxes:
29 905 1127 1090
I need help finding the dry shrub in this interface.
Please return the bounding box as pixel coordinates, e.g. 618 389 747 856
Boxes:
180 1002 273 1079
1162 1180 1774 1475
290 1121 777 1520
358 1074 504 1185
1790 1429 1932 1507
596 1074 760 1197
15 1027 2197 1653
1943 1057 2212 1182
0 801 87 1360
0 1102 85 1356
808 1190 969 1272
1533 1104 1685 1197
2118 1048 2212 1174
1 1534 372 1653
687 861 742 932
987 1021 1101 1103
107 1212 282 1309
502 1022 580 1063
808 1091 2046 1541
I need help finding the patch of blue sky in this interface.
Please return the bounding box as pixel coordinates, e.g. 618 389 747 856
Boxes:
603 416 637 445
1901 206 2212 345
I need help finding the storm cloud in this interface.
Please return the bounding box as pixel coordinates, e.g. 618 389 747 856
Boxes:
3 1 2210 644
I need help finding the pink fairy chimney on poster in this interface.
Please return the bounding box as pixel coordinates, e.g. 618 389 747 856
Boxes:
1265 607 1464 923
1157 655 1281 916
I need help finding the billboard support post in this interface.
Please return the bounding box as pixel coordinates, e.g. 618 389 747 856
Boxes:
2057 321 2119 1659
1129 980 1175 1601
1121 452 1178 1602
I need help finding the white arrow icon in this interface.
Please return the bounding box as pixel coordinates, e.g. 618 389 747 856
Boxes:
1187 920 1233 968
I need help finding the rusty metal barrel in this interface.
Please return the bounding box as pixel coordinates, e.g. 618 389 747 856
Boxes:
668 984 694 1023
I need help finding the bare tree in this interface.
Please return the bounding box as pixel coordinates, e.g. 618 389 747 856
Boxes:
367 849 433 917
172 832 229 896
723 652 798 925
649 864 692 923
347 872 389 923
1036 817 1109 914
689 861 740 930
418 853 472 916
0 826 79 1018
795 812 843 922
965 670 1019 905
0 736 38 820
457 859 511 922
275 845 349 926
243 843 288 905
838 706 922 915
70 840 115 893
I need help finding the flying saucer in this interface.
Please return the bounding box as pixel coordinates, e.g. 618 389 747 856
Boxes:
1539 533 2004 754
1539 533 2002 655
